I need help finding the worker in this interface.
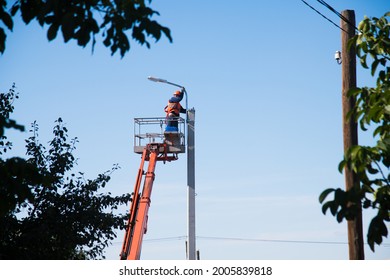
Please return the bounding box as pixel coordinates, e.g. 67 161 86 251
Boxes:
164 89 186 131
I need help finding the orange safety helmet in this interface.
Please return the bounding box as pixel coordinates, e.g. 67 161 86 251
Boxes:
174 90 181 96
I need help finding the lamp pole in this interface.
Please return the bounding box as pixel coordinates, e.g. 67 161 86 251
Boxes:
147 76 196 260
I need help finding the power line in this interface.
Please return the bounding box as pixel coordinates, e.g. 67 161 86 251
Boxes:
111 236 187 245
316 0 359 32
300 0 347 33
112 235 390 247
144 236 187 243
197 236 348 245
199 236 390 248
316 0 349 22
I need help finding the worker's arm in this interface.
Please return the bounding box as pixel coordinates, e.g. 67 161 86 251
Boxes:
169 89 185 103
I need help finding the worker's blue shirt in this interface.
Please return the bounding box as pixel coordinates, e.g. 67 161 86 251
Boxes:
169 96 180 103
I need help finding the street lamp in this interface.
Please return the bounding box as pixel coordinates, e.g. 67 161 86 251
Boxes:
147 76 188 121
147 76 196 260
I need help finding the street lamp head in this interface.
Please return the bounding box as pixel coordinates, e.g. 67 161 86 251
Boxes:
148 76 168 83
147 76 185 90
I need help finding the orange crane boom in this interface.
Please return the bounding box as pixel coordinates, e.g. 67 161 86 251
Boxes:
120 143 177 260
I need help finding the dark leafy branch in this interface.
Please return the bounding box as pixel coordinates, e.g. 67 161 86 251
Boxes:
0 0 172 57
1 85 132 259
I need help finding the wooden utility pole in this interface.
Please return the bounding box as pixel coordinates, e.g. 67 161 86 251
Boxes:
341 9 365 260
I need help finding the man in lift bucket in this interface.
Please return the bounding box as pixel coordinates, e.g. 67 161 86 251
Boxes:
164 89 186 131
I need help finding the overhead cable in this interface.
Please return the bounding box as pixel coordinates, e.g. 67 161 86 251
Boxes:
316 0 359 32
300 0 347 33
113 235 389 247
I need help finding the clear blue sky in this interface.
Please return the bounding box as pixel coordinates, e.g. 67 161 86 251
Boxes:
1 0 389 260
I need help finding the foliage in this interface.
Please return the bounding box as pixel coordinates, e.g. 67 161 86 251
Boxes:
0 82 24 139
0 83 35 217
0 0 172 57
0 86 132 259
319 12 390 251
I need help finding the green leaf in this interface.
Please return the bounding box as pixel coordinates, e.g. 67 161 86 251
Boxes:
347 87 362 98
334 188 347 206
75 27 91 46
371 59 379 76
10 3 20 16
367 164 378 175
47 24 59 41
61 13 75 42
330 201 339 216
161 26 172 42
349 145 361 160
19 0 40 24
362 199 371 209
367 216 388 251
338 159 346 173
360 54 368 68
321 201 333 215
319 188 334 203
0 11 14 31
336 209 345 223
0 27 5 54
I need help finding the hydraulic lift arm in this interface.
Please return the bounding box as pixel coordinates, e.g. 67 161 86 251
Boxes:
120 145 158 260
120 143 178 260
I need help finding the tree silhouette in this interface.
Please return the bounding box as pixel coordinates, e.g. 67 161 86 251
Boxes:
0 87 131 259
0 0 172 57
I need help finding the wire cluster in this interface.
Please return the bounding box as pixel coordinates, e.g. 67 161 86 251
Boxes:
300 0 358 33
